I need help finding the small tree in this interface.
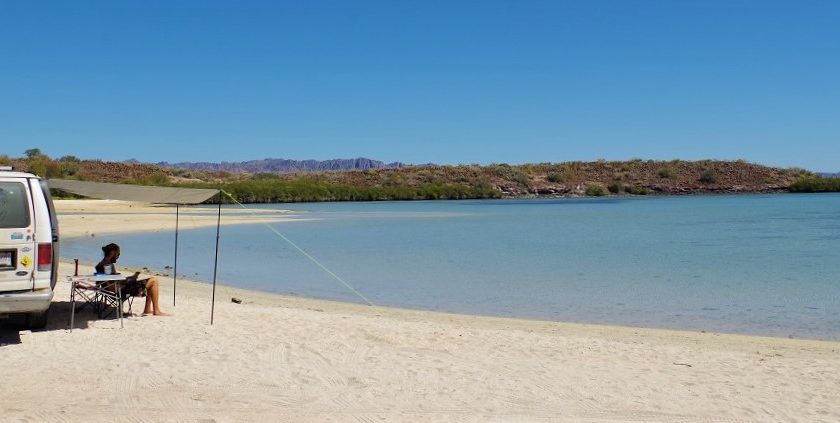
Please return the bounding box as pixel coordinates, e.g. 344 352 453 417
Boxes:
24 148 46 160
59 155 81 162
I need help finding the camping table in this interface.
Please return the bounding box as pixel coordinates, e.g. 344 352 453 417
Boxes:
68 274 129 331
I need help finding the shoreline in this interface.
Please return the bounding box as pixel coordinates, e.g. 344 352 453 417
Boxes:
66 257 840 344
2 198 835 420
54 199 304 237
112 257 840 352
55 198 838 343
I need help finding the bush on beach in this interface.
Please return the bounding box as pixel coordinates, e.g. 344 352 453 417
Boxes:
585 183 608 196
625 185 650 195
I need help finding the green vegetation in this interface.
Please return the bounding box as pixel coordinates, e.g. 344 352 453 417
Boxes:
606 182 649 195
699 169 718 184
789 177 840 193
489 164 530 187
585 183 608 196
133 171 171 186
215 177 501 203
24 148 47 160
658 167 674 179
512 172 530 188
546 172 568 183
625 185 650 195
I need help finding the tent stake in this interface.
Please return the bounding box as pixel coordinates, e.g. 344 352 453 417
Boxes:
210 195 222 325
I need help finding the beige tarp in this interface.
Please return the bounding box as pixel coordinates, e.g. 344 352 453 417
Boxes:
47 179 219 204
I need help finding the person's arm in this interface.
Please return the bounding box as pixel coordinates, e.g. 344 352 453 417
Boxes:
95 259 107 274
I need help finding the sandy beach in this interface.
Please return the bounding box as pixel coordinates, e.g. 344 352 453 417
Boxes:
54 199 301 237
1 200 838 422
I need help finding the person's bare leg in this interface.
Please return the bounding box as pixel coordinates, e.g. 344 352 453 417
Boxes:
143 279 154 314
143 278 170 316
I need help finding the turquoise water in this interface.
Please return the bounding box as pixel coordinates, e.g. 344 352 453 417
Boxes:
61 194 840 340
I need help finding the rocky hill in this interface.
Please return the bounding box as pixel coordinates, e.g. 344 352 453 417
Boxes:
310 160 806 197
0 153 817 202
155 157 404 173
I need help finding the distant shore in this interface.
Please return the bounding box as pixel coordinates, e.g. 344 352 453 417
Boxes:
10 156 827 202
54 199 301 237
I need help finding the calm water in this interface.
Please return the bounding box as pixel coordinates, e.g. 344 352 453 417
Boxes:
61 194 840 340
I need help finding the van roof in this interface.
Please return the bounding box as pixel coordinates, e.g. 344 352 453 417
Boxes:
0 170 39 179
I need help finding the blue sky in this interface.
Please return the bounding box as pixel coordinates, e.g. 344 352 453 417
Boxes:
1 1 838 170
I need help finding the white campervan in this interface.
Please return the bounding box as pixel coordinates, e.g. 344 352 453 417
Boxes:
0 167 59 329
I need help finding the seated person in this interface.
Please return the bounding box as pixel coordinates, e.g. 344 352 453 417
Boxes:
95 243 170 316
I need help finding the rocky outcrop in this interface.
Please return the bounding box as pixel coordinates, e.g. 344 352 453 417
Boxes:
487 160 806 197
156 158 404 173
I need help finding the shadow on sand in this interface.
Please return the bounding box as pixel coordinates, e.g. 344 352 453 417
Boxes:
0 301 111 347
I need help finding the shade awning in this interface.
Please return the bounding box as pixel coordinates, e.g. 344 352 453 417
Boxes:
48 179 219 204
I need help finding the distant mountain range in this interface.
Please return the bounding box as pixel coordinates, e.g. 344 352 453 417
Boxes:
818 172 840 178
153 157 405 173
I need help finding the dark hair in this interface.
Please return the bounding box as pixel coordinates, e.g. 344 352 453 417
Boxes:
102 243 120 257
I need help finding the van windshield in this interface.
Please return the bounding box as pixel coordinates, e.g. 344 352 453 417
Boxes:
0 182 31 228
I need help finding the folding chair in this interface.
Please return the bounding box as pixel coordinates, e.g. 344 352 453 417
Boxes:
116 280 147 317
69 275 129 331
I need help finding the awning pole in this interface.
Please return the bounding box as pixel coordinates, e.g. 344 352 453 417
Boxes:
173 204 180 307
210 193 222 325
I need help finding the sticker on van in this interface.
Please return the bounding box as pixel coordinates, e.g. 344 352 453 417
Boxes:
21 256 32 267
11 232 24 240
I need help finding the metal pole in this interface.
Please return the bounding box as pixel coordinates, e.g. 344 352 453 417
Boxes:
117 283 123 329
173 204 179 307
70 280 76 332
210 193 222 325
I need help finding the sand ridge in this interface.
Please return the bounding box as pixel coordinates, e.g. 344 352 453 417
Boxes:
54 199 304 237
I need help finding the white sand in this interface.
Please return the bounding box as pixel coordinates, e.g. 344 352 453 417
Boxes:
54 199 301 237
1 200 838 422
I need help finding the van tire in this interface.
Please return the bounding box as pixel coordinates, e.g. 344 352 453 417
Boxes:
27 310 48 330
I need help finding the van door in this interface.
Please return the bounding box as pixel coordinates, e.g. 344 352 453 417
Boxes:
0 179 35 292
39 180 59 289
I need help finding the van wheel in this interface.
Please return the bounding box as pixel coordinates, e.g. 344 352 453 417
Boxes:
27 310 49 330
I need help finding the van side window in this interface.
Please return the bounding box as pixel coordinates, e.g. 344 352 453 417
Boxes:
0 182 31 228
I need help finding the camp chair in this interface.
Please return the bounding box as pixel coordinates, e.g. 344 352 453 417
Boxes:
68 275 132 331
117 279 147 317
